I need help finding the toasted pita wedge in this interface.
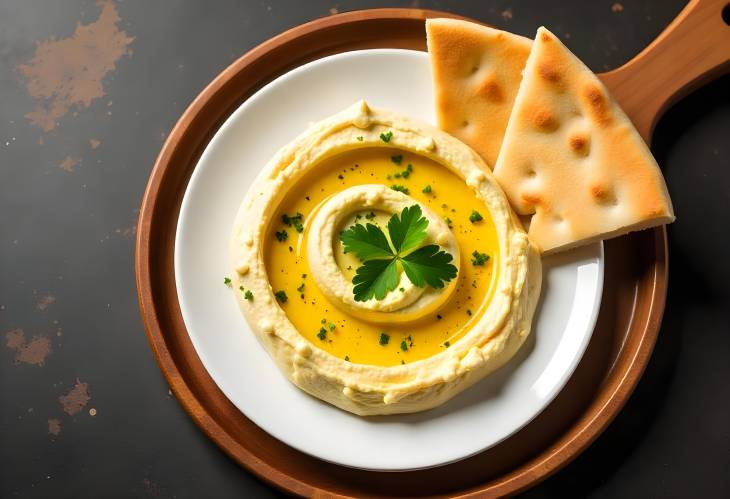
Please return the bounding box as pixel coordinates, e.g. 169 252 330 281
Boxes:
493 27 675 253
426 18 532 167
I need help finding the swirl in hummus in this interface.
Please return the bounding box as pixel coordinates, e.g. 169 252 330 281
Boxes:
229 101 541 415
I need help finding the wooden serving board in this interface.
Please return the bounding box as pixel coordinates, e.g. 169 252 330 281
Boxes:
135 1 730 496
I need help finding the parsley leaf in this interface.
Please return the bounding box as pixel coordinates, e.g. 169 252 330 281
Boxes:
401 245 457 289
352 258 399 301
379 332 390 345
274 290 288 303
380 131 393 143
422 184 432 194
469 210 483 223
223 277 231 286
387 204 428 254
340 223 394 261
244 290 253 301
391 154 403 165
339 205 458 302
390 184 409 194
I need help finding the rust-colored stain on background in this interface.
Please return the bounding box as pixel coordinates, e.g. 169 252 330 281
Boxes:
17 0 134 132
59 379 91 415
58 156 81 172
35 293 56 311
5 329 52 366
48 418 62 436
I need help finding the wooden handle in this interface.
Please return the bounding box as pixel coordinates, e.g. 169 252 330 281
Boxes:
599 0 730 141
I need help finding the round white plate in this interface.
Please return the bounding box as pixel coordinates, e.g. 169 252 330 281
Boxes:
175 49 604 471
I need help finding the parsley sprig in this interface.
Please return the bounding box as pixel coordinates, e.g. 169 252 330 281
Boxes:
340 205 457 302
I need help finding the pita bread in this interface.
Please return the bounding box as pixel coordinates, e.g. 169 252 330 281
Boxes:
493 27 675 254
426 18 532 167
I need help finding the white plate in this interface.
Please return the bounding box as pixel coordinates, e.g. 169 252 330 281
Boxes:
175 49 604 471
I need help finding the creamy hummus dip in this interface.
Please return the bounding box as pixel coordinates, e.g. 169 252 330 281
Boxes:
230 101 541 415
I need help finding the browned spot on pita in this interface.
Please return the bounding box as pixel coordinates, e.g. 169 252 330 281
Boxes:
538 63 561 83
59 379 91 416
17 0 134 132
89 139 101 149
540 31 552 43
582 84 611 126
531 108 558 130
476 74 503 102
58 156 80 172
48 418 61 436
5 329 52 366
522 192 543 205
591 184 617 204
568 133 590 155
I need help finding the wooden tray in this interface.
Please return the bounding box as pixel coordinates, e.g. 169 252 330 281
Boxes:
135 2 730 496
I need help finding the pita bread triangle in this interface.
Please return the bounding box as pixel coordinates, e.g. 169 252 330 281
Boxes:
493 27 675 254
426 18 532 167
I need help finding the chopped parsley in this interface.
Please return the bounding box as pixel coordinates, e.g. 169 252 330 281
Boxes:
390 184 409 194
244 290 254 301
356 136 363 142
339 205 457 301
393 163 413 179
345 355 350 361
391 154 403 165
444 216 453 228
274 290 288 303
471 251 490 266
275 229 288 242
223 277 232 286
379 332 390 346
444 341 451 348
469 210 483 223
380 130 393 143
296 283 305 292
239 285 244 291
422 184 432 194
400 340 408 352
328 322 336 331
317 328 327 341
365 211 376 220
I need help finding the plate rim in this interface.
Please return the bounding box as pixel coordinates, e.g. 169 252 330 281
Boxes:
173 47 607 471
135 8 668 497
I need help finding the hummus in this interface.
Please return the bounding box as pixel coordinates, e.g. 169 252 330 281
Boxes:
230 100 541 415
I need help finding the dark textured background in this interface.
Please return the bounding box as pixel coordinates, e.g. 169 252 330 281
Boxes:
1 1 728 497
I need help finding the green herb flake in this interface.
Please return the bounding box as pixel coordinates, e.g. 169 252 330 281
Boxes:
444 216 453 228
296 283 305 292
471 250 490 266
400 340 408 352
328 322 336 331
365 211 376 220
444 341 451 348
345 355 350 361
244 290 254 301
422 184 432 194
356 136 364 142
274 290 288 303
321 318 327 324
379 332 390 346
391 184 409 194
391 154 403 165
380 131 393 143
317 328 327 341
239 285 244 291
223 277 232 286
275 230 288 242
469 210 483 223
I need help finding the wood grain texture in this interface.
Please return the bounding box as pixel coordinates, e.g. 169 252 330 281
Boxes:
135 3 728 497
600 0 730 140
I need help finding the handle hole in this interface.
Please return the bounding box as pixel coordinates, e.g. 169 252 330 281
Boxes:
723 3 730 26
